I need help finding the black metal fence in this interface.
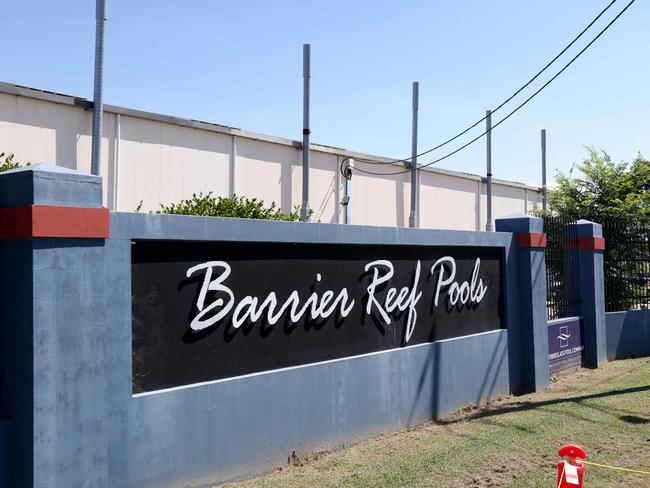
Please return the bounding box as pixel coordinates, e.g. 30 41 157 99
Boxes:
544 217 581 320
602 220 650 312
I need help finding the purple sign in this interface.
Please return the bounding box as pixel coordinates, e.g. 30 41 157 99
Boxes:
547 317 585 374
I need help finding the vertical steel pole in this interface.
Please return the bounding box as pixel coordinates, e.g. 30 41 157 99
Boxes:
541 129 547 212
409 81 419 228
485 110 493 231
300 44 311 221
91 0 107 176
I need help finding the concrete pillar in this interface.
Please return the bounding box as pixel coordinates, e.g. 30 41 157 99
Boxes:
0 164 109 487
575 219 607 367
495 214 550 392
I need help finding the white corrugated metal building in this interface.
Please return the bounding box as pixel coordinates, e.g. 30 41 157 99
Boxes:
0 81 542 230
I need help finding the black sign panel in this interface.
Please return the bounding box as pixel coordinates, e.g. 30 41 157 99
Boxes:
132 240 505 394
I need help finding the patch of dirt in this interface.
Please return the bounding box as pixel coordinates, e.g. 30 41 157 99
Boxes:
286 449 330 467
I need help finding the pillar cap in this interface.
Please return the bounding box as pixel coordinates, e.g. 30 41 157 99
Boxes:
576 219 603 238
0 163 103 208
495 213 543 233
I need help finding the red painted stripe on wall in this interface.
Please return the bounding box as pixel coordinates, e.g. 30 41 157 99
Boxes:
0 205 110 239
563 237 606 251
577 236 605 251
515 232 547 248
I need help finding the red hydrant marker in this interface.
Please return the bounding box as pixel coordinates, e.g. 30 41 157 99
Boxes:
557 444 587 488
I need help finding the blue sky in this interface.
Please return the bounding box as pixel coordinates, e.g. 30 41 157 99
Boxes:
1 0 647 185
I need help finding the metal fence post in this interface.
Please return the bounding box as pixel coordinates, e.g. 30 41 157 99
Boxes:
300 43 311 222
541 129 547 212
409 81 419 228
485 110 493 232
91 0 107 177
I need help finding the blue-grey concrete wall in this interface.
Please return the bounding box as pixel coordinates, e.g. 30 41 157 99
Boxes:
0 165 538 488
605 310 650 360
104 213 515 487
32 239 109 488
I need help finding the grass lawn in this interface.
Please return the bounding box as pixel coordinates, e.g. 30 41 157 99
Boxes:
220 357 650 487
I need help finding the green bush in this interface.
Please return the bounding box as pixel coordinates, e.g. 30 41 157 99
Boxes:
0 153 25 172
159 192 308 221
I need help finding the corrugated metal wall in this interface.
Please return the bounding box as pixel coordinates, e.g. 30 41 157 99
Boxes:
0 89 542 229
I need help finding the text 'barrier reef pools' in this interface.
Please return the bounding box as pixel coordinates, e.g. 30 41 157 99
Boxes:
131 240 505 394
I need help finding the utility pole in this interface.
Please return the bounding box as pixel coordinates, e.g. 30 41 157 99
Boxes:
541 129 547 212
485 110 493 231
91 0 107 176
300 44 311 221
409 81 419 228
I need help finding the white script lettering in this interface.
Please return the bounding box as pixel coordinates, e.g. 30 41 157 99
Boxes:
364 260 423 343
185 257 489 339
430 257 488 307
186 262 355 331
186 261 235 331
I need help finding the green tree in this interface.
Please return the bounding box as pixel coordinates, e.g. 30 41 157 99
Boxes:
546 147 650 225
546 148 650 311
158 192 308 221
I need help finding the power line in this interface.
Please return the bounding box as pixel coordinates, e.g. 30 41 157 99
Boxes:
344 0 618 168
349 0 635 177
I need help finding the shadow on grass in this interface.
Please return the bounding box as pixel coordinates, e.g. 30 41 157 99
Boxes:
435 384 650 425
619 415 649 424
